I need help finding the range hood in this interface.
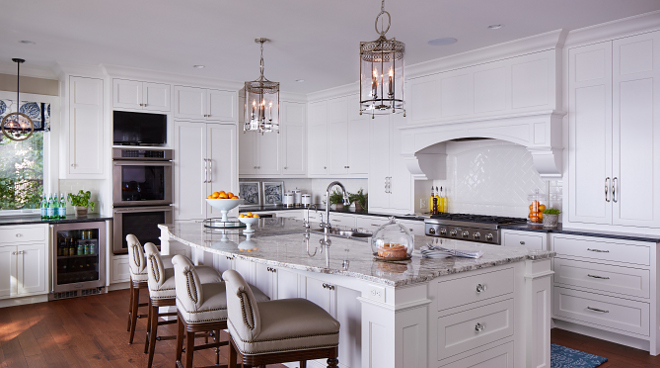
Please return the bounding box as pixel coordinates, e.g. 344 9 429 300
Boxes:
400 110 565 179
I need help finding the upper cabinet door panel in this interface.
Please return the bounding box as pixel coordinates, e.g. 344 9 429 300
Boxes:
207 124 238 217
612 31 660 227
208 89 236 121
408 76 440 123
282 102 306 175
511 57 550 109
69 76 104 177
143 82 171 112
440 73 472 117
474 66 508 114
174 121 207 220
308 101 327 126
174 86 206 120
113 79 142 109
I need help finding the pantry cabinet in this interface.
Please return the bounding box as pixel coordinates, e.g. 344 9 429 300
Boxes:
174 86 236 121
281 102 307 175
113 78 171 112
0 225 49 299
567 31 660 228
174 121 238 220
239 127 281 176
308 100 329 175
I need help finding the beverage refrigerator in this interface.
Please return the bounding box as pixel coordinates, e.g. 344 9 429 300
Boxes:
50 222 106 300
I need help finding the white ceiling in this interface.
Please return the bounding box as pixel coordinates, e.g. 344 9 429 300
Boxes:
1 0 660 94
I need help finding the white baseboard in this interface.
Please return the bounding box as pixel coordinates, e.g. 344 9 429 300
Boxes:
0 294 48 308
553 319 653 354
108 282 130 291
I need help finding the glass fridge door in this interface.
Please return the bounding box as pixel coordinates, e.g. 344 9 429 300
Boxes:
51 222 106 293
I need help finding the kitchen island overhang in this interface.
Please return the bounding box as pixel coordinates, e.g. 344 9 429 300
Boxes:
159 219 555 368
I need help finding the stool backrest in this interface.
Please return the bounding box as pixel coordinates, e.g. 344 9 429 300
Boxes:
144 242 166 290
126 234 146 275
172 255 203 310
222 270 262 340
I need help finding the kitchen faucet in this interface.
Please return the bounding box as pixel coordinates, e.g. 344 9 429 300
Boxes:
322 181 351 236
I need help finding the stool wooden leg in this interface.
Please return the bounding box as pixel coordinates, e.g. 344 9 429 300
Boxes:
144 298 152 354
127 280 134 331
185 330 195 368
326 358 339 368
215 329 220 365
147 304 159 368
128 283 140 344
300 361 307 368
228 337 238 368
175 317 184 367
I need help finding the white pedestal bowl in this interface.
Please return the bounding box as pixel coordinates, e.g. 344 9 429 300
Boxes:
205 198 244 222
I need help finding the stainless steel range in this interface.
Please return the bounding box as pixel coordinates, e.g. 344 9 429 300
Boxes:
424 214 527 245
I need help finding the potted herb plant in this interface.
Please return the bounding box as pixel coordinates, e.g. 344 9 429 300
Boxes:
542 208 560 228
68 190 95 217
349 188 368 213
328 189 346 210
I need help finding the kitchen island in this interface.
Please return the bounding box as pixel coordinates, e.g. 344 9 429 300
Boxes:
159 218 555 368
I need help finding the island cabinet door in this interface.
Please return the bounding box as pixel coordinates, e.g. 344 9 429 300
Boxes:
254 263 277 300
335 286 362 368
305 277 336 316
276 267 300 300
0 244 15 298
212 254 234 274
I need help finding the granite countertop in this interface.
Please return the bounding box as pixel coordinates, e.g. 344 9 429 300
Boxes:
160 218 554 287
239 205 426 221
501 223 660 243
0 214 112 226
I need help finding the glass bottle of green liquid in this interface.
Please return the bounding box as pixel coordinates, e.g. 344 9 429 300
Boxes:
40 194 47 220
58 193 67 219
46 195 55 219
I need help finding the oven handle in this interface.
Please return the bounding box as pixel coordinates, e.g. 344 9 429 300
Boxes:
113 206 173 214
113 161 173 167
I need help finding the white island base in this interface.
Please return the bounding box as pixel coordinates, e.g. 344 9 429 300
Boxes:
159 221 553 368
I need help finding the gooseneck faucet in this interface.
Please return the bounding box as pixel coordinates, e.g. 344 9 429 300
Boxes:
323 181 351 235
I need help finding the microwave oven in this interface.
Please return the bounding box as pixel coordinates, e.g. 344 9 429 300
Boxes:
113 111 167 146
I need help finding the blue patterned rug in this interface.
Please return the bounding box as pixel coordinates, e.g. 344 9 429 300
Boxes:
551 343 608 368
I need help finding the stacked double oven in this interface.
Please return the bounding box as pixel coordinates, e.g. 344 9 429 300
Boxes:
112 147 173 254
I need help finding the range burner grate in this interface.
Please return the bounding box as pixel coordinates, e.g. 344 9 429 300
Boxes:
429 213 527 224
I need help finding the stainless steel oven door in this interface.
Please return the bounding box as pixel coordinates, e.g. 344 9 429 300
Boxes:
113 161 173 206
113 206 173 254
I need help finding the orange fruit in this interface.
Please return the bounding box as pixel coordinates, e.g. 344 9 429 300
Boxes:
211 193 219 199
538 213 544 220
219 193 228 199
207 195 213 199
213 191 220 196
538 204 546 211
530 215 539 223
226 192 234 198
529 204 533 210
231 196 238 199
247 212 253 217
253 214 259 218
218 191 226 195
239 214 245 218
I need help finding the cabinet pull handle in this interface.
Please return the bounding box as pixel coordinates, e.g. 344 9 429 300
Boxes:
226 256 234 260
587 306 609 313
324 166 327 169
476 284 485 293
474 323 485 332
371 224 380 227
284 166 287 169
520 241 525 245
322 283 335 290
587 248 610 253
12 251 16 255
15 233 22 237
587 274 610 280
203 159 208 183
208 159 212 183
605 177 610 202
612 177 618 203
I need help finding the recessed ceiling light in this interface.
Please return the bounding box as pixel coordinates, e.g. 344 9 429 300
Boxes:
193 65 205 69
19 40 36 45
295 79 305 83
488 24 503 30
428 37 457 46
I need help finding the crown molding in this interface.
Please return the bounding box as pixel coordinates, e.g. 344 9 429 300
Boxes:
405 29 567 80
102 63 244 91
307 82 359 102
54 61 108 79
565 10 660 48
280 92 307 103
0 61 58 80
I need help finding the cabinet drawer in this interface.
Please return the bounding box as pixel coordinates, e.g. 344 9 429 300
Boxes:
554 258 650 299
437 299 514 358
111 256 130 283
502 231 545 250
436 268 514 311
553 287 649 336
328 213 356 228
552 235 650 266
355 216 388 233
439 341 513 368
398 219 425 237
0 225 47 245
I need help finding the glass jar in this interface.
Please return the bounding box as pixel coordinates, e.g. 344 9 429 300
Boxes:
371 217 414 259
527 189 546 224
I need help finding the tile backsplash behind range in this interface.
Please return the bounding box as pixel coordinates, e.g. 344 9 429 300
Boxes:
432 140 561 218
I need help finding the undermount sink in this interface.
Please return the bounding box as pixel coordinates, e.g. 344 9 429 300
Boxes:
310 227 372 240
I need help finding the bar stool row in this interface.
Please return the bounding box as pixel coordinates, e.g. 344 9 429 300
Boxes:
125 234 340 368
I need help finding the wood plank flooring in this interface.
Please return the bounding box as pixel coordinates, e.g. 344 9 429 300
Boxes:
1 290 659 367
0 289 286 368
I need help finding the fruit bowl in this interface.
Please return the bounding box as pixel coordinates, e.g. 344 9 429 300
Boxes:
238 216 259 234
206 198 244 222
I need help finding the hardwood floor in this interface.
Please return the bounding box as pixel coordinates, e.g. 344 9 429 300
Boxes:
2 290 659 367
0 289 286 368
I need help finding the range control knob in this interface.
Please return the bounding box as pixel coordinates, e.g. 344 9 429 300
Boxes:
440 228 448 236
485 233 494 242
473 232 481 240
462 231 470 238
428 228 436 235
450 230 458 237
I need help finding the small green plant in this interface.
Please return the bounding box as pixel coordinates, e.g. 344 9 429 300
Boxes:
328 189 345 205
68 190 95 211
542 208 561 215
349 188 368 211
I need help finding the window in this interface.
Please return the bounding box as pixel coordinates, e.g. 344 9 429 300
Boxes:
0 99 50 211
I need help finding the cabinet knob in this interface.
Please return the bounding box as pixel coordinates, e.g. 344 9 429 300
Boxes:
322 283 335 290
284 167 287 169
476 283 485 293
475 323 485 332
15 233 22 237
71 164 76 167
323 166 327 169
520 241 525 245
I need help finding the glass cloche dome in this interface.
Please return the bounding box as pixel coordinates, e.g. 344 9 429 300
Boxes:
371 217 414 259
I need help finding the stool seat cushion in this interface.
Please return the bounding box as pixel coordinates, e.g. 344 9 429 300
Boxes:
230 298 339 355
177 282 269 324
132 254 174 282
149 265 221 300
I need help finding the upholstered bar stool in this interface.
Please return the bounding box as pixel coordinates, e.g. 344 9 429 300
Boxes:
171 255 269 368
126 234 173 344
222 270 340 368
143 243 225 368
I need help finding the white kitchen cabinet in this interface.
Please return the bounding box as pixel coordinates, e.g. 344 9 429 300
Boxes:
174 121 238 220
0 225 49 299
239 127 281 176
501 230 547 250
568 31 660 229
308 101 329 175
113 78 171 112
368 114 413 214
174 86 236 121
62 76 105 179
111 255 130 283
281 102 307 175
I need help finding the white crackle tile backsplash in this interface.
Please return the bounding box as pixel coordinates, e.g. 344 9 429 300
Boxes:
432 140 561 218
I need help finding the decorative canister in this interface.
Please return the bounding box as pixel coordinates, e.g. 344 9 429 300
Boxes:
302 194 312 208
283 192 295 208
371 217 414 260
293 189 302 207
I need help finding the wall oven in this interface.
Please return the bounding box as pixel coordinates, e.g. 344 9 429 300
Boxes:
112 206 173 254
112 148 173 207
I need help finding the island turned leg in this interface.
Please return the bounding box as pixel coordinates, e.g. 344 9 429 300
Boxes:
326 358 339 367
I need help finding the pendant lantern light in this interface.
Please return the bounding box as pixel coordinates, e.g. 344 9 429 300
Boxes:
2 58 34 141
244 38 280 134
359 0 406 118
